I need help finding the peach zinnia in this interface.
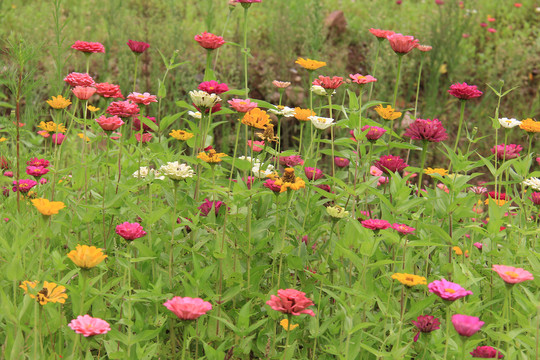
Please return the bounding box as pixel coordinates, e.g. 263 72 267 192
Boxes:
266 289 315 316
492 265 534 284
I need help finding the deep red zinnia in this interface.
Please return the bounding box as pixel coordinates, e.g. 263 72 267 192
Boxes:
374 155 409 174
403 118 448 142
127 40 150 54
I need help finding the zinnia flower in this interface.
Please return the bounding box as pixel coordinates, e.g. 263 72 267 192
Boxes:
127 40 150 54
360 219 391 230
375 104 402 120
326 205 349 219
116 222 147 241
295 57 326 71
428 279 472 301
198 199 226 217
38 121 66 133
67 244 107 269
387 33 419 54
132 116 157 132
492 265 534 284
136 133 151 143
280 319 299 331
88 105 99 112
470 346 504 358
403 118 448 142
361 125 387 141
194 32 225 49
228 98 258 113
392 223 415 235
498 117 521 128
95 83 124 99
304 167 323 180
52 133 65 145
20 281 68 305
269 105 295 117
530 192 540 206
95 115 124 131
417 44 432 52
71 41 105 53
412 315 440 342
127 92 158 105
26 166 49 178
198 80 229 95
452 314 484 337
309 115 334 130
425 168 448 176
312 75 344 90
266 289 315 316
170 130 194 141
369 28 395 39
519 118 540 133
272 80 291 88
349 73 377 84
294 108 316 121
247 140 264 152
242 108 271 129
64 72 95 87
374 155 409 174
198 149 227 163
163 296 212 320
264 178 282 193
391 273 427 286
190 90 222 110
334 157 350 168
47 95 72 109
68 315 111 337
31 198 65 215
106 100 140 118
159 162 194 180
27 158 50 167
72 86 96 100
274 168 305 193
448 82 483 100
491 144 522 160
12 179 37 193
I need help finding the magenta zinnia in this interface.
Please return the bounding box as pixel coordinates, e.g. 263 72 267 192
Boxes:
448 82 483 100
428 278 473 301
115 222 147 241
491 144 522 160
412 315 440 342
198 80 229 95
452 314 484 337
266 289 315 317
360 219 391 230
127 40 150 54
374 155 409 174
403 118 448 142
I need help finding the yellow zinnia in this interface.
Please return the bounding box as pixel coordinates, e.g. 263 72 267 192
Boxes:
170 129 194 141
294 108 316 121
274 168 305 193
375 105 402 121
31 198 66 216
280 319 299 331
519 118 540 133
20 281 68 305
295 57 327 71
391 273 427 287
197 149 227 163
241 108 271 129
46 95 72 109
424 168 448 176
38 121 67 133
67 244 107 269
87 105 100 112
0 137 7 142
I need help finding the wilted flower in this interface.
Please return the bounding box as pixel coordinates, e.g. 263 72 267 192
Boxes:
428 279 472 301
266 289 315 316
194 32 225 49
448 82 483 100
295 57 326 71
164 296 212 320
492 265 534 284
67 244 107 269
116 222 147 241
20 281 68 305
452 314 484 337
412 315 440 342
68 315 111 337
159 162 194 180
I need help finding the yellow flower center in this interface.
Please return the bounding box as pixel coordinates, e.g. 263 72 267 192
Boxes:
445 288 456 294
505 271 519 279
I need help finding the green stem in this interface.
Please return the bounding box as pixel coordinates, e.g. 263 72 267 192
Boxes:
243 7 249 98
443 304 451 360
133 55 140 91
414 55 425 120
392 55 403 109
328 95 335 179
169 181 178 289
283 314 292 360
453 100 466 153
204 49 213 81
277 192 294 289
228 121 242 189
417 141 429 192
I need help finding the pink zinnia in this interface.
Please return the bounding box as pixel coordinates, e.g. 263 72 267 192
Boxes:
264 179 282 193
304 167 323 181
96 115 124 131
417 44 433 52
392 223 415 235
349 74 377 84
194 32 225 50
127 92 158 105
198 199 226 217
72 86 96 100
530 192 540 206
369 28 395 39
132 116 157 132
448 82 483 100
164 296 212 320
488 28 497 33
334 157 350 168
452 314 484 337
278 155 304 167
473 242 483 250
361 125 386 141
403 118 448 142
360 219 391 230
106 100 140 118
428 278 473 301
95 83 124 99
312 76 344 90
228 98 258 113
387 33 419 54
374 155 409 174
412 315 440 342
68 315 110 337
492 265 534 284
12 179 38 193
490 144 522 160
52 133 65 145
115 222 147 241
135 133 153 143
4 171 13 177
64 72 95 87
71 41 105 53
470 346 504 358
198 80 229 95
469 186 488 194
266 289 315 317
26 166 49 178
127 40 150 54
247 140 264 152
27 158 50 168
370 166 383 177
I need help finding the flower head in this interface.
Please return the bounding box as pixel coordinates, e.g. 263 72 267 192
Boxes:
106 100 140 118
96 115 124 131
293 108 316 121
198 80 229 95
68 315 111 337
159 162 194 180
247 140 264 152
387 33 419 54
295 57 326 71
266 289 315 316
492 265 534 284
392 273 427 287
67 244 107 269
31 198 65 215
26 166 49 178
360 219 391 230
189 90 222 110
522 177 540 191
52 133 65 145
312 75 344 90
95 83 124 99
334 157 350 168
470 346 504 358
309 115 334 130
72 86 96 100
116 222 147 241
198 199 226 217
256 123 279 143
127 40 150 54
519 118 540 133
361 125 387 140
71 41 105 53
64 72 95 87
369 28 395 39
20 281 68 305
304 167 323 181
132 116 157 132
228 98 258 113
473 242 483 250
498 117 521 128
47 95 72 109
428 279 472 301
164 297 212 320
412 315 440 342
12 179 37 193
448 82 483 100
27 158 50 167
491 144 522 160
169 129 194 141
278 155 304 167
404 118 448 142
263 178 282 193
272 80 291 88
374 155 409 174
274 168 305 193
242 108 271 129
391 223 415 235
326 205 349 219
375 105 402 120
417 44 432 52
349 73 377 84
127 92 158 105
194 32 225 49
198 149 227 163
452 314 484 337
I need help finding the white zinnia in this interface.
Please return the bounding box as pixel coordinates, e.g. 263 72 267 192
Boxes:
133 167 164 180
498 117 521 129
326 205 349 219
189 90 221 109
311 85 335 96
159 162 194 180
252 163 275 179
188 111 202 119
523 177 540 191
269 106 295 118
309 115 335 130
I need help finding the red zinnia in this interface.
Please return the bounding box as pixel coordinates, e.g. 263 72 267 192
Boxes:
71 41 105 53
448 82 483 100
106 100 140 118
403 118 448 142
95 83 124 99
266 289 315 317
369 28 395 39
374 155 409 174
127 40 150 54
312 76 344 90
387 33 419 54
194 32 225 50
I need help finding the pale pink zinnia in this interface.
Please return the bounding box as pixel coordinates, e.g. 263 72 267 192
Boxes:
490 144 522 160
428 278 473 301
272 80 291 88
95 116 124 131
492 265 534 284
163 296 212 320
115 222 147 241
247 140 264 152
452 314 484 337
266 289 315 316
127 92 158 106
68 315 111 337
72 86 96 100
387 33 419 54
228 98 258 113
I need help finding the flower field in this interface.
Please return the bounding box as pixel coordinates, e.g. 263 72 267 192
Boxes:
0 0 539 359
